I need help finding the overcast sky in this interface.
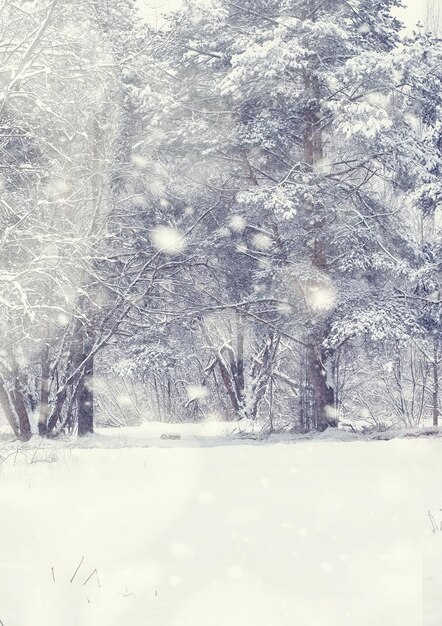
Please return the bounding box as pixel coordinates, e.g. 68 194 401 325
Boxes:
138 0 439 33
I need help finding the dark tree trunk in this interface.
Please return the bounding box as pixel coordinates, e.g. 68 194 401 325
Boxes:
47 384 67 434
432 338 439 427
307 344 334 431
12 378 32 441
302 8 336 430
38 343 50 436
77 350 94 437
228 313 247 416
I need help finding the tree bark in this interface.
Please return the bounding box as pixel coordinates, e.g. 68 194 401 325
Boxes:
12 377 32 441
432 338 439 427
302 29 335 430
307 344 334 431
77 345 94 437
38 342 50 436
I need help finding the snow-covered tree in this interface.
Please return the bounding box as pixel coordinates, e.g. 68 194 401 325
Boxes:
141 0 438 429
0 0 127 438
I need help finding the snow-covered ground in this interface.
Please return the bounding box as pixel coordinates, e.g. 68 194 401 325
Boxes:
0 422 440 625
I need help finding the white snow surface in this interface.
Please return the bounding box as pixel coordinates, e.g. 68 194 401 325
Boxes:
0 422 440 625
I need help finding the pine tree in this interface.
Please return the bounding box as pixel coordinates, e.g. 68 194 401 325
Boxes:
150 0 427 428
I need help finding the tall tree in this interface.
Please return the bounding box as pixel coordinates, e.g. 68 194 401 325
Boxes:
0 0 123 438
146 0 426 429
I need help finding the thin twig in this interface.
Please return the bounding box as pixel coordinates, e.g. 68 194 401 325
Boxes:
83 568 100 588
70 556 84 583
428 510 438 534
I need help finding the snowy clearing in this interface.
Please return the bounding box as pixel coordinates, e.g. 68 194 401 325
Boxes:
0 425 440 625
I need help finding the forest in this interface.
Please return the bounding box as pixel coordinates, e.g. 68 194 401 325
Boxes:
4 2 442 625
1 0 442 439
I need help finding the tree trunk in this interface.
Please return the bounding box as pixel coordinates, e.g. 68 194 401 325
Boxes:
77 350 94 437
432 338 439 427
307 344 334 431
153 374 162 422
77 329 94 437
302 9 335 430
38 343 50 436
12 377 32 441
228 313 247 416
